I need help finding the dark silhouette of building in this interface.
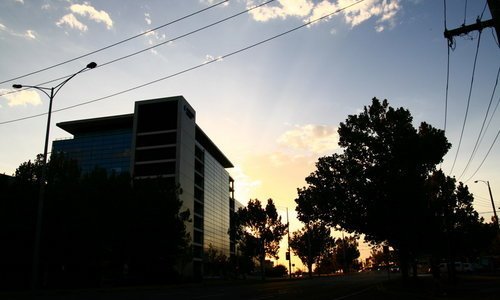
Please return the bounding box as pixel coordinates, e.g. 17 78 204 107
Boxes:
53 96 237 277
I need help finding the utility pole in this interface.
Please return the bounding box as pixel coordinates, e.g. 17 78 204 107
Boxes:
286 208 292 279
475 180 499 230
444 0 500 44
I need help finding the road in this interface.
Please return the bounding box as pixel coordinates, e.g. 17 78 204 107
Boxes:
4 272 391 300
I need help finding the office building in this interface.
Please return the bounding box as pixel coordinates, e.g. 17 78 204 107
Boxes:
53 96 237 277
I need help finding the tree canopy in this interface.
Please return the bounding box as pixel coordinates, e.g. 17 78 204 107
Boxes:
294 98 495 277
290 222 334 277
234 199 287 279
0 153 191 288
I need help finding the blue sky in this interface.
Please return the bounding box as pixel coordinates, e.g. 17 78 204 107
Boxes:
1 0 499 262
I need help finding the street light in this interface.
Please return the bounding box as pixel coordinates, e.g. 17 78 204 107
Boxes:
13 62 97 289
474 180 499 230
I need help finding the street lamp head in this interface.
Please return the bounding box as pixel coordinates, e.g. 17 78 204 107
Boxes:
86 62 97 69
12 84 23 89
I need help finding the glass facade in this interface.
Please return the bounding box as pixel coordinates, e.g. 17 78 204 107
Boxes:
52 129 132 174
202 149 231 256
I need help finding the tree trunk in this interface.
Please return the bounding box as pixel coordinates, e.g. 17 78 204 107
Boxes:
399 245 410 280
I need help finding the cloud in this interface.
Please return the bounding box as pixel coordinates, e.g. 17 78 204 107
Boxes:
246 0 401 32
70 3 113 29
144 13 152 25
278 124 339 154
199 0 229 6
0 89 42 107
248 0 314 22
57 13 88 31
337 0 401 30
24 30 36 39
56 3 113 31
203 54 223 64
0 23 37 40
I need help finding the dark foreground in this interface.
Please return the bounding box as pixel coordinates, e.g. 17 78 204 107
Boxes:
2 272 500 300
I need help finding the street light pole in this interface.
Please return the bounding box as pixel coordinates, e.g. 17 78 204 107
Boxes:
475 180 499 230
286 208 292 279
13 62 97 289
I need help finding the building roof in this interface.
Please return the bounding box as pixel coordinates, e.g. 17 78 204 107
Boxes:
57 114 134 135
56 108 234 169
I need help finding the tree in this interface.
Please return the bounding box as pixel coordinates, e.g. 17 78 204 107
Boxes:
333 236 360 273
424 170 496 278
290 222 334 277
127 177 191 282
1 154 192 288
267 264 288 277
295 98 451 278
236 199 288 279
369 245 398 270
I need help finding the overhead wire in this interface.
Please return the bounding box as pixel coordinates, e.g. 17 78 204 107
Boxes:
0 0 367 126
480 1 488 19
464 127 500 183
0 0 276 98
458 66 500 181
0 0 230 86
448 29 483 175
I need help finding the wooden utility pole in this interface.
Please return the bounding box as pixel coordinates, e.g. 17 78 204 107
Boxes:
444 0 500 43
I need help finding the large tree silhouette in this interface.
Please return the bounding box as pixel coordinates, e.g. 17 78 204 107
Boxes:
295 98 450 278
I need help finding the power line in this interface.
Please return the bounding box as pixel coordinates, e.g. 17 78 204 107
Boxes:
0 0 276 98
458 66 500 180
0 0 367 126
464 126 500 182
481 1 489 20
448 29 483 175
463 93 500 183
0 0 229 86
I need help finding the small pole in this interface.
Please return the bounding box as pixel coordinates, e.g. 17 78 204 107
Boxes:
287 208 292 278
486 181 499 230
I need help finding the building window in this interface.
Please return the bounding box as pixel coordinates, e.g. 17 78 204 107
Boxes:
135 146 176 162
134 161 175 177
194 215 204 230
136 132 176 147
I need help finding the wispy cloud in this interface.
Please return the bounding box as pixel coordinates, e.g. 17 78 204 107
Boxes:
144 13 152 25
0 23 37 40
199 0 229 7
278 124 339 155
203 54 224 64
246 0 401 32
24 29 36 39
56 3 113 32
0 89 42 107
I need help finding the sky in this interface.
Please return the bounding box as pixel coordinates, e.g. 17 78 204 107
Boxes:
1 0 499 268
